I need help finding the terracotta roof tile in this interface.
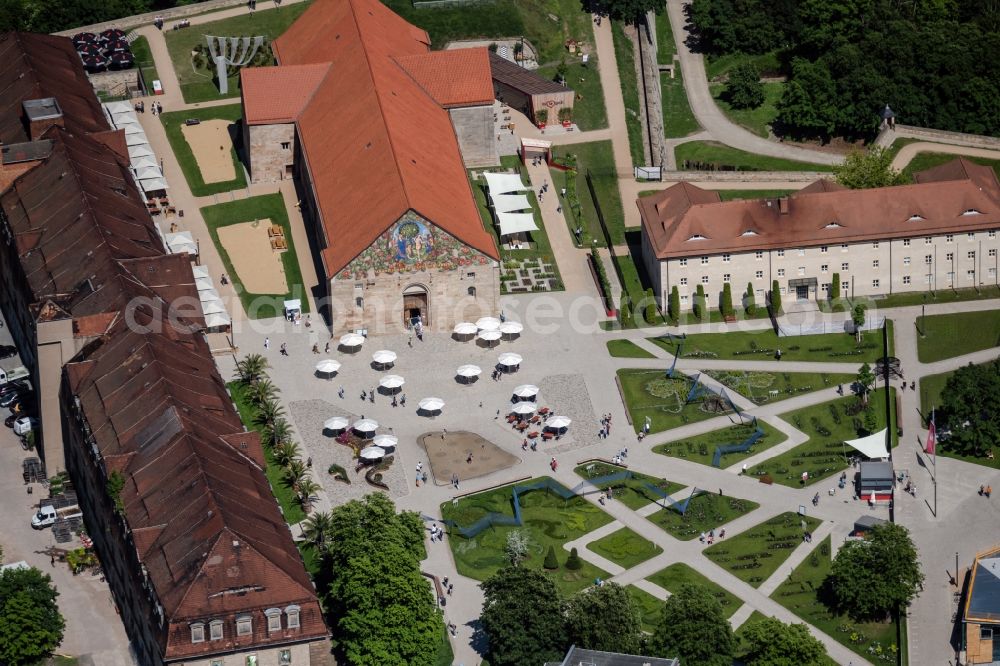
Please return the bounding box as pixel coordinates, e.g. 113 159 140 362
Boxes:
396 48 494 107
269 0 499 275
639 159 1000 258
242 63 331 124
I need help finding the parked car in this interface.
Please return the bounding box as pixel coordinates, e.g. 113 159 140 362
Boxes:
4 413 17 428
0 391 24 408
0 345 16 360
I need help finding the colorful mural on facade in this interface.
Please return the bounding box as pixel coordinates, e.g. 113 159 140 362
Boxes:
335 211 492 281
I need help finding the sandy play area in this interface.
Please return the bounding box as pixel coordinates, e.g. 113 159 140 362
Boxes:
182 119 236 183
420 430 520 485
217 219 288 294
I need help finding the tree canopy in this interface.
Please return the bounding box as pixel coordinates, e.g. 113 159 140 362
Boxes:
650 583 734 665
834 148 910 189
563 583 644 654
828 523 924 620
583 0 663 23
939 359 1000 456
689 0 1000 139
323 493 440 665
724 62 765 110
740 616 828 666
0 567 65 666
480 566 566 666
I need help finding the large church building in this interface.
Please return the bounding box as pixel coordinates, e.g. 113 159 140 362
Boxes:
240 0 502 334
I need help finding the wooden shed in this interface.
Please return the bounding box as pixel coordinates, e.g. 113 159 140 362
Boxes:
489 52 574 127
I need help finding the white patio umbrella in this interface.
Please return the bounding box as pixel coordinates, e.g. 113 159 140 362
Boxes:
513 384 539 399
323 416 350 431
546 416 572 430
476 316 501 331
457 364 482 378
453 322 478 337
373 434 398 449
372 350 397 368
499 321 524 337
352 418 379 435
359 446 386 461
418 397 445 413
510 402 537 415
478 329 502 347
339 333 365 349
498 352 523 369
379 375 405 390
315 359 341 377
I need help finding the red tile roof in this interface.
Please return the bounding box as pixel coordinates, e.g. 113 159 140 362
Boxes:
256 0 499 276
639 159 1000 259
242 63 331 125
396 48 494 107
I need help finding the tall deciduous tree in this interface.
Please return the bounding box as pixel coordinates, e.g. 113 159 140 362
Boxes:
584 0 664 23
0 567 65 666
650 583 734 665
563 583 643 654
725 62 765 109
740 616 828 666
480 566 565 666
939 359 1000 456
828 523 924 620
770 280 782 313
834 147 910 189
855 363 876 406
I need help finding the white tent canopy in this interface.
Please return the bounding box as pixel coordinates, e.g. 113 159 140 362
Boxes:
457 364 482 378
191 265 210 279
510 402 537 415
324 416 350 431
491 194 532 214
496 212 539 237
164 231 197 255
499 321 524 335
453 322 478 336
122 122 146 135
204 312 231 329
104 101 133 114
200 298 227 315
476 317 501 331
128 144 155 159
484 171 529 195
139 177 169 192
125 131 149 147
845 429 890 459
132 155 159 170
134 166 163 180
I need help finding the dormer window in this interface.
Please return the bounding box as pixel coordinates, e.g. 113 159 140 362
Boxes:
265 608 282 633
191 622 205 644
236 615 252 637
907 214 925 221
285 605 301 629
963 209 982 216
687 234 708 241
825 222 842 229
741 229 758 236
210 619 223 641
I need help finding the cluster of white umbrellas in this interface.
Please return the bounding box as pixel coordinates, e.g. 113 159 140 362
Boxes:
372 349 396 369
453 317 524 344
339 333 365 351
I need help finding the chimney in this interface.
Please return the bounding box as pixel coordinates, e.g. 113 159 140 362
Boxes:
778 197 789 215
22 98 64 140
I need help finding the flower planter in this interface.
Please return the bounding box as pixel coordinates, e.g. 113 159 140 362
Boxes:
561 120 572 128
537 122 546 129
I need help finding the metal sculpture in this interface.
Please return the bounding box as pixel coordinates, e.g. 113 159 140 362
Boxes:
204 35 264 94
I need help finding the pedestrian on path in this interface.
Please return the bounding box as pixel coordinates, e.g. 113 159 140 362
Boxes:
279 342 288 356
338 386 345 399
264 337 270 350
324 342 330 353
312 343 320 354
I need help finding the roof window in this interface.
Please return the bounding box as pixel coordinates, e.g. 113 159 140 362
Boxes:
741 229 758 237
962 209 983 216
907 214 925 221
191 622 205 644
687 234 708 241
824 222 842 229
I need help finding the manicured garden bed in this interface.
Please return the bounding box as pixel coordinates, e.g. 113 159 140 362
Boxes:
704 511 822 587
648 327 886 363
441 477 612 595
586 527 662 569
551 141 626 246
617 369 733 434
647 491 759 541
705 370 856 405
647 562 742 618
606 339 655 358
916 309 1000 362
652 420 787 468
573 461 685 510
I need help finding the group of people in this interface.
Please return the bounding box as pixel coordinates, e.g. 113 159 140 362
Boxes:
980 485 993 498
428 523 444 541
415 461 428 486
598 413 613 439
611 447 628 465
133 100 164 115
699 528 724 545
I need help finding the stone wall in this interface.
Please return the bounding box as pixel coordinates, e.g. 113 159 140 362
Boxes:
877 124 1000 151
449 105 498 167
245 122 295 183
88 68 142 97
52 0 253 36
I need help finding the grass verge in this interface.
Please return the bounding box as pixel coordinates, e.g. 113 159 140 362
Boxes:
129 36 159 92
916 309 1000 362
161 105 247 196
648 327 885 362
869 285 1000 309
676 141 834 172
662 70 700 138
551 141 626 245
704 512 822 587
611 21 644 167
606 339 655 358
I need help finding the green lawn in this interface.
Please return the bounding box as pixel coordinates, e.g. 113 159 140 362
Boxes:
916 309 1000 362
705 512 822 587
587 527 662 569
662 71 700 138
228 381 306 524
200 194 309 319
647 491 759 541
626 585 664 633
902 150 1000 180
616 254 665 325
551 141 626 245
441 477 612 596
617 369 733 434
919 368 953 415
749 388 898 488
611 21 644 167
165 3 311 103
654 10 675 62
704 370 856 405
716 189 797 201
648 327 886 363
771 536 900 662
704 52 781 81
129 36 159 93
676 141 834 172
161 105 248 196
647 562 743 618
573 461 684 511
710 81 783 138
536 58 607 130
653 421 788 468
434 627 454 666
869 285 1000 309
607 339 655 358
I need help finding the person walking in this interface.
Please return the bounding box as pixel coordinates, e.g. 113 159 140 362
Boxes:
264 337 270 350
280 342 288 356
324 342 331 353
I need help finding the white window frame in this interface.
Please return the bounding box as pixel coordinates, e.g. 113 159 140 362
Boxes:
285 605 301 630
265 608 282 634
210 620 224 641
236 615 253 637
191 622 205 644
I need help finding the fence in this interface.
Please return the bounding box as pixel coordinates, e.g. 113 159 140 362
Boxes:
442 477 576 539
777 315 885 337
642 484 703 515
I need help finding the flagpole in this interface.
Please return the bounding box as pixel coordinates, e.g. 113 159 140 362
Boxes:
932 407 937 518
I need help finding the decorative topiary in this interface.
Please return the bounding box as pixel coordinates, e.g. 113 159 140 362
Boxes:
566 547 582 570
770 279 782 314
543 545 559 570
669 285 680 322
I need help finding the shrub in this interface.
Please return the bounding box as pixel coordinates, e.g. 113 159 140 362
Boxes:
721 283 734 318
619 294 632 327
770 280 782 313
645 288 657 324
544 545 559 570
745 282 756 316
566 547 582 570
724 62 765 109
831 272 841 300
694 284 706 319
668 285 680 321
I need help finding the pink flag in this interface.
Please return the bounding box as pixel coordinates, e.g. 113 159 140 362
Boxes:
925 411 936 456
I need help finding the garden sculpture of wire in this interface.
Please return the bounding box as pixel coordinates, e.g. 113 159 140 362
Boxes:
205 35 264 94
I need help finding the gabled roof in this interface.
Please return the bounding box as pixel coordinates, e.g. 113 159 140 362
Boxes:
242 63 331 124
2 127 165 317
489 51 573 95
965 545 1000 624
66 301 327 660
639 159 1000 259
396 49 494 107
259 0 499 275
0 32 108 142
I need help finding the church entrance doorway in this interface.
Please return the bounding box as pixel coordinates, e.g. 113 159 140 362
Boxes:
403 285 428 328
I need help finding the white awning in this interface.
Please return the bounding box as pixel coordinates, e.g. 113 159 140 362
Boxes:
122 122 146 135
191 265 210 279
195 276 215 292
845 429 889 459
131 155 159 170
200 298 226 315
204 311 231 328
125 131 148 146
164 231 197 255
521 137 552 150
104 101 134 114
496 212 538 236
491 194 532 214
140 177 168 193
484 172 529 195
112 111 140 127
134 165 163 180
128 144 155 159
